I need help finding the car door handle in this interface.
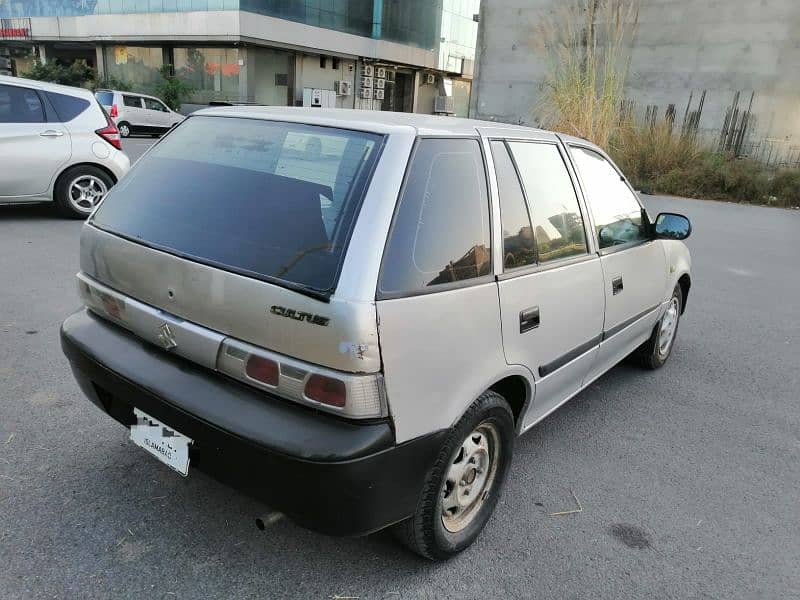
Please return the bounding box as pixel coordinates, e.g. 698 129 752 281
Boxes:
39 130 64 138
520 306 540 333
612 275 624 295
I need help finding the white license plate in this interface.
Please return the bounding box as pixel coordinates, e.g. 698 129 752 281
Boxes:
130 408 192 476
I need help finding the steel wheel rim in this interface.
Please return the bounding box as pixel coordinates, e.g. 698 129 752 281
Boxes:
658 297 680 358
441 421 500 533
68 174 108 214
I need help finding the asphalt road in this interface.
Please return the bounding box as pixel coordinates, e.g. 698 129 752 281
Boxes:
120 137 158 164
1 190 798 599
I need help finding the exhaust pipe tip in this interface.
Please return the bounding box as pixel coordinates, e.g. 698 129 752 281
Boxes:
255 512 283 531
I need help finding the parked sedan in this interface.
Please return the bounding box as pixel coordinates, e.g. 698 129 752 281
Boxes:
0 75 130 218
60 108 692 559
95 89 184 138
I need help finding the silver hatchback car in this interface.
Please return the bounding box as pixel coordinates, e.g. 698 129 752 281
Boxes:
0 75 130 218
61 108 691 559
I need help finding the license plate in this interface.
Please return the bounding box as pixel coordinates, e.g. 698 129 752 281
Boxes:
130 408 192 476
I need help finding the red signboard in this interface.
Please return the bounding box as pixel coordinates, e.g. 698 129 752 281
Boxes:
0 19 32 40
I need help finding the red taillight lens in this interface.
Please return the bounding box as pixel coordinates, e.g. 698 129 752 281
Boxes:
304 374 347 408
245 355 279 387
96 113 121 150
110 103 118 118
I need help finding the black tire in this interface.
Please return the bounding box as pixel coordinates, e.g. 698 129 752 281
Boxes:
54 165 115 219
117 121 131 138
633 283 683 369
394 390 514 560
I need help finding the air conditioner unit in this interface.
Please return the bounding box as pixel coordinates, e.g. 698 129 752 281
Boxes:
360 87 373 99
385 70 396 83
376 67 387 79
375 78 385 90
336 80 352 96
363 64 374 77
426 73 436 85
434 95 455 114
374 88 385 100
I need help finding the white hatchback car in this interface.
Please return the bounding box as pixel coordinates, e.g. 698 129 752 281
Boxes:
0 75 130 218
61 108 692 559
95 89 184 138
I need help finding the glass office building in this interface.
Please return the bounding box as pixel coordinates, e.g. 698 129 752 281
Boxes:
0 1 478 114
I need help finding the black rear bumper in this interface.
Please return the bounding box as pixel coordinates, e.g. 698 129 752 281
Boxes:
60 309 445 536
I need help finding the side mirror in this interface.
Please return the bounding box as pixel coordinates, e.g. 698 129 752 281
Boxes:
654 212 691 240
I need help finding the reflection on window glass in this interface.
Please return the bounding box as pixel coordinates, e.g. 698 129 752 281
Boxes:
174 47 240 104
491 141 535 270
508 143 588 263
103 46 164 95
144 98 167 111
91 116 381 292
380 139 491 294
570 147 647 249
0 85 44 123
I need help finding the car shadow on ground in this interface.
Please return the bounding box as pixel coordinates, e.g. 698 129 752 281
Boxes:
0 203 66 221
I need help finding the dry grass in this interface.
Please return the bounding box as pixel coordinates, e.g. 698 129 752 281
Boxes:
534 0 640 148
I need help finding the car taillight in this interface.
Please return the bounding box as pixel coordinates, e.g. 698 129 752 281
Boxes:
96 114 121 150
304 374 347 408
245 355 279 387
110 104 118 118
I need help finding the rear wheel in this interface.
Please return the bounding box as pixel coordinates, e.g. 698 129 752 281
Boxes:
55 165 114 219
117 122 131 138
633 284 683 369
395 391 514 560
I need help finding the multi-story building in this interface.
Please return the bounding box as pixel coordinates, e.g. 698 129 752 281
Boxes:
0 0 479 116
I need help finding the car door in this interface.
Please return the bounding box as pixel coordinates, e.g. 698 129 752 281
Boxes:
0 83 70 199
566 144 668 380
121 94 145 129
143 97 170 129
488 136 605 431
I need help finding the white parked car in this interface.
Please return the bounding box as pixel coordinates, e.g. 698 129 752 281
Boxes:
95 89 184 138
0 75 130 218
60 108 692 559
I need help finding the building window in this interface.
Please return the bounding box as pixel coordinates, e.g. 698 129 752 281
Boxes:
174 47 240 104
102 46 164 94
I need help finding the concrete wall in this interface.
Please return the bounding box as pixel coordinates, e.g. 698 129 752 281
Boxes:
471 0 800 163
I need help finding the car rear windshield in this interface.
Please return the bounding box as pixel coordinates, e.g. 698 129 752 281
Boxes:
90 115 383 295
95 91 113 106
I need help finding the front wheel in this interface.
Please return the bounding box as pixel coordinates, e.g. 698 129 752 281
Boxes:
395 391 514 560
634 283 683 369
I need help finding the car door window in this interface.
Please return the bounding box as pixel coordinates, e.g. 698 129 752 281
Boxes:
144 98 167 112
570 147 648 249
122 95 142 108
379 138 491 295
0 84 45 123
507 142 588 263
490 141 536 270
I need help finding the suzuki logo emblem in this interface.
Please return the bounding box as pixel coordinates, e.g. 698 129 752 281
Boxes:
156 322 178 351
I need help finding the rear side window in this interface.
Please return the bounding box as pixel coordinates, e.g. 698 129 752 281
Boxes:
122 95 142 108
46 91 90 122
91 116 382 294
0 84 44 123
490 141 536 270
570 147 648 249
508 142 588 263
95 91 114 106
379 138 491 296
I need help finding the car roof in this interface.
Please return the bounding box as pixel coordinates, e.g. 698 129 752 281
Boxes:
0 74 95 100
194 106 560 137
99 89 163 101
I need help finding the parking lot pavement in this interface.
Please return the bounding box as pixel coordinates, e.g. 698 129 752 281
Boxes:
1 195 798 599
121 137 158 164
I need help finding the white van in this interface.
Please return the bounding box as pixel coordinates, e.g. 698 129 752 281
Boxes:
61 108 692 560
95 89 184 137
